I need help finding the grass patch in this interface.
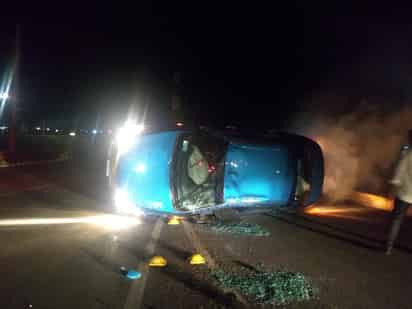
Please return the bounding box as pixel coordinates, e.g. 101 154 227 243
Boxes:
208 221 270 236
211 266 317 306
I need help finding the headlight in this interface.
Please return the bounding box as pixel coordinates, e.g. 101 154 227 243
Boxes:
114 188 143 216
116 120 144 155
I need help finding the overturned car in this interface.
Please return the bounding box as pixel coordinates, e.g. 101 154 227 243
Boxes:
107 126 323 216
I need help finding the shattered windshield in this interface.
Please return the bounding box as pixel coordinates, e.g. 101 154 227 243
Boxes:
173 133 228 211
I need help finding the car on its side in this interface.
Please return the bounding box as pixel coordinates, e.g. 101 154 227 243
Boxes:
107 126 324 217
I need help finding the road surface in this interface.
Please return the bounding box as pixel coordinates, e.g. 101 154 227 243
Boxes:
0 159 411 308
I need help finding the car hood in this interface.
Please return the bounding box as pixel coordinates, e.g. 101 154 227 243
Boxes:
116 131 181 213
223 143 295 206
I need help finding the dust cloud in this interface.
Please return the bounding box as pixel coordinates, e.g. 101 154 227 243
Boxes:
290 95 412 203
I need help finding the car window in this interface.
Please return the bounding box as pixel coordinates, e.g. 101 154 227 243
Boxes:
173 133 227 211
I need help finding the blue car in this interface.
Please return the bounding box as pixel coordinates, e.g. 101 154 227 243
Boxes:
108 127 324 217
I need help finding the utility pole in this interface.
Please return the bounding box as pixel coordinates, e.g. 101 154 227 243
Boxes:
8 26 19 155
171 72 184 125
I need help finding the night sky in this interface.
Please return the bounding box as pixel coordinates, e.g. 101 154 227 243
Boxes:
1 2 412 130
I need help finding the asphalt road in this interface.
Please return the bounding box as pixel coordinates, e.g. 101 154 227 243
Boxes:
0 159 412 308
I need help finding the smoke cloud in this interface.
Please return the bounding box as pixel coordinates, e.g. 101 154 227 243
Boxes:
291 95 412 202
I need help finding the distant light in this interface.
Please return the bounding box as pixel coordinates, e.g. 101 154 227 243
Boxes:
135 163 146 173
0 92 9 100
176 122 184 127
69 132 76 137
35 127 41 131
55 129 59 133
46 128 50 131
0 126 7 130
92 129 98 135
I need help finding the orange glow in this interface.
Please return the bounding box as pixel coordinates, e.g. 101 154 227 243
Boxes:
350 192 394 212
304 206 367 215
304 204 375 222
304 191 395 220
314 137 325 151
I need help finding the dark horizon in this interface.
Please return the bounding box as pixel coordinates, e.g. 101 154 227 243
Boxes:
0 3 412 130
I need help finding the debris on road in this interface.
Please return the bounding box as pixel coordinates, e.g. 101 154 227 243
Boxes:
126 269 142 280
211 266 316 305
208 221 270 236
120 266 128 275
189 253 206 265
120 266 142 280
148 255 168 267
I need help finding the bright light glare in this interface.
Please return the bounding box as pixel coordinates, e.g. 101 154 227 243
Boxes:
135 163 146 173
35 127 41 131
114 188 144 216
92 129 98 135
69 132 76 137
55 129 59 133
116 120 144 155
0 67 15 116
0 92 9 100
0 214 140 230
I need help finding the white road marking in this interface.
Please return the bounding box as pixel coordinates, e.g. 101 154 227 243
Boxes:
181 220 249 307
123 218 164 309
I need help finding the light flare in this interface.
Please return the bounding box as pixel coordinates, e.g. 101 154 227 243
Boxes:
116 120 144 155
0 67 14 115
114 188 144 216
0 214 140 230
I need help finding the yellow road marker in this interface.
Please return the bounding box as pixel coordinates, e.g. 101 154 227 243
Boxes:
189 253 206 265
148 255 167 267
167 216 180 225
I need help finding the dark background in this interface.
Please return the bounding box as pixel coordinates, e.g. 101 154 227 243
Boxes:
0 2 411 130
